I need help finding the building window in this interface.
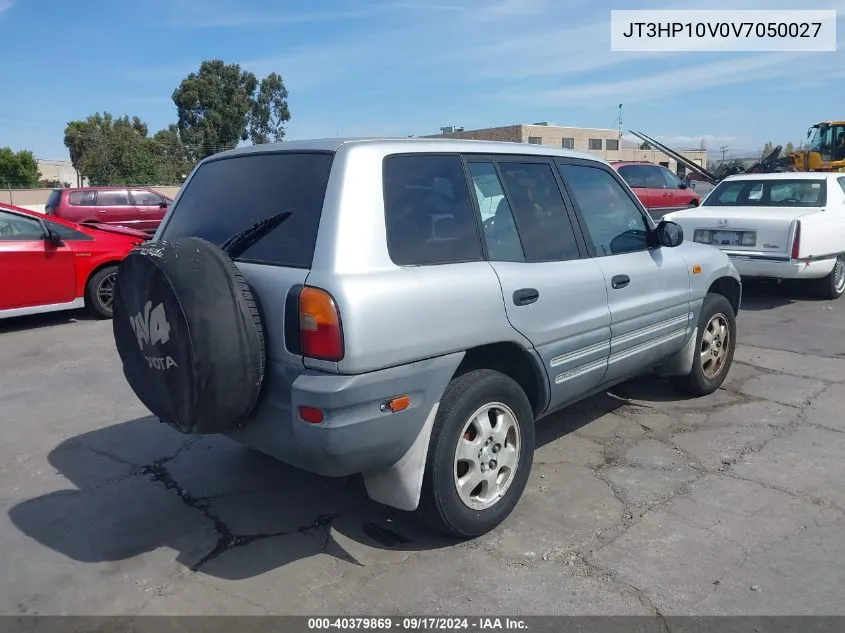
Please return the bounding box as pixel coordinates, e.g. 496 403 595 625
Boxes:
528 136 542 145
588 138 602 150
562 137 575 149
606 139 619 151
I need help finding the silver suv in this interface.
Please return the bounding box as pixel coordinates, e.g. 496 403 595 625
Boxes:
112 138 741 538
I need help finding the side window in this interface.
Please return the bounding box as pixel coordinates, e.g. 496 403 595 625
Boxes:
131 190 163 206
0 211 45 240
468 163 525 262
643 165 667 188
838 177 845 195
48 220 92 241
97 190 130 206
617 165 648 188
68 190 96 206
558 163 649 256
383 154 482 266
661 168 683 188
497 162 580 262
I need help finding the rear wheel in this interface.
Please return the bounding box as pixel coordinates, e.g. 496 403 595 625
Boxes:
814 255 845 300
417 369 535 538
673 293 736 397
85 265 118 319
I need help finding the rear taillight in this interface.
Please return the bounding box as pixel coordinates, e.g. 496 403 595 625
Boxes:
299 286 343 361
791 221 801 260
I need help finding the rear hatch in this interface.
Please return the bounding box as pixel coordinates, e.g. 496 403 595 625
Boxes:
155 151 335 364
44 189 62 215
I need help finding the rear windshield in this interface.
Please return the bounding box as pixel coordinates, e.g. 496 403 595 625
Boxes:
703 179 827 207
45 189 62 211
159 151 334 268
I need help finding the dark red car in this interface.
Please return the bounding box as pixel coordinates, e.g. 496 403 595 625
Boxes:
0 202 147 320
610 161 700 219
44 186 171 235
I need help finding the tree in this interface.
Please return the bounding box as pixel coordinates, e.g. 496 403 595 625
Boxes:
761 141 775 159
172 59 291 160
785 142 795 155
63 113 190 186
250 72 291 144
639 141 652 150
0 147 40 188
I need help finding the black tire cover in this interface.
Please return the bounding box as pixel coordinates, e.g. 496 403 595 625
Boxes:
112 237 266 434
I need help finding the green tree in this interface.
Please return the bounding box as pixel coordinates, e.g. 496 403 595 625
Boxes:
785 142 795 154
0 147 40 188
62 113 190 186
250 72 291 144
172 59 292 160
639 141 652 150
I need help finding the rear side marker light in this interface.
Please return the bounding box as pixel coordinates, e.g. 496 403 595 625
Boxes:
791 221 801 260
299 406 324 424
380 396 411 413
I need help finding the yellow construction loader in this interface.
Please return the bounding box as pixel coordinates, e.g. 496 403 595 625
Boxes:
793 121 845 173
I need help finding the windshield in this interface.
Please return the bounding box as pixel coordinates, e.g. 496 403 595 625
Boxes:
703 179 827 207
159 152 334 268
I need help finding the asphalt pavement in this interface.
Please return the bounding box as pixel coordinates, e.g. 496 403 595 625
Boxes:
1 279 844 616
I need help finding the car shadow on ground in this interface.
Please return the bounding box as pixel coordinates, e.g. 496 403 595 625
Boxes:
739 279 826 312
0 310 96 334
7 383 657 581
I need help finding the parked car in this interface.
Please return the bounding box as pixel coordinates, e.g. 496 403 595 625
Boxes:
611 161 701 220
44 186 171 235
0 202 147 320
111 139 741 538
664 172 845 299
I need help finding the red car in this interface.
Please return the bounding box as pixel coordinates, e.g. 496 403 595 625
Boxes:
0 203 147 320
44 186 171 235
610 161 701 219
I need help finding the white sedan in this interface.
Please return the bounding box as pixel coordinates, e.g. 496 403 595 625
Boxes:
664 172 845 299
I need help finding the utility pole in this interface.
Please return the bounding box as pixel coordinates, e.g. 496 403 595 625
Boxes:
720 145 728 162
617 104 623 140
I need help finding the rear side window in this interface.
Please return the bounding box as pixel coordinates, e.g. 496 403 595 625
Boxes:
160 152 334 268
383 154 482 266
68 190 97 206
616 165 648 188
97 190 130 206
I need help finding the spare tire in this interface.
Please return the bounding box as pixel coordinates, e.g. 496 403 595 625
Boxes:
112 237 266 434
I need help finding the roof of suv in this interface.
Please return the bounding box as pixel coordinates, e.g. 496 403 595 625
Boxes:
610 161 661 167
206 137 603 164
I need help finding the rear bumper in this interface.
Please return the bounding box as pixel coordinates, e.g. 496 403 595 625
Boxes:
727 254 836 280
226 352 463 477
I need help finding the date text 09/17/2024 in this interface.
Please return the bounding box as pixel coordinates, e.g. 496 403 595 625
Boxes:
307 617 528 631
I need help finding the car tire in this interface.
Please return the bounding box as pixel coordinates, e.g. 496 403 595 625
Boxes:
85 265 118 319
673 293 736 397
417 369 535 538
814 255 845 300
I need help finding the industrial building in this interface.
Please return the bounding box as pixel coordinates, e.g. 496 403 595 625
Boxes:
427 123 708 177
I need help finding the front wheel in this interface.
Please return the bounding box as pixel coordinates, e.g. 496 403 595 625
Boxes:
673 293 736 397
417 369 535 538
813 255 845 300
85 265 118 319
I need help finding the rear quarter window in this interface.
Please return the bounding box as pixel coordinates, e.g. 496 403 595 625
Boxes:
383 154 482 266
159 152 334 268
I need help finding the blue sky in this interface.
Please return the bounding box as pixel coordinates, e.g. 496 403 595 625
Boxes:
1 0 843 160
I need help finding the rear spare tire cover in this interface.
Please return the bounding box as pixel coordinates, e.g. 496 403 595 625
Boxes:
112 236 266 434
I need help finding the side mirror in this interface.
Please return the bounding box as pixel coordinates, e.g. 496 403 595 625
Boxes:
44 227 64 246
678 182 688 189
159 201 169 209
656 220 683 247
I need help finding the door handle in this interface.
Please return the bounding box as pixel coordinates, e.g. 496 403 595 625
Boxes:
611 275 630 289
513 288 539 306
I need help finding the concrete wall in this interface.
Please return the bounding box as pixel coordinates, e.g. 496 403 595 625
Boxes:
1 186 182 213
428 124 708 173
